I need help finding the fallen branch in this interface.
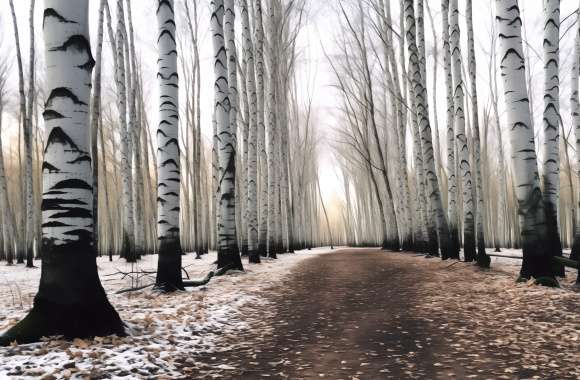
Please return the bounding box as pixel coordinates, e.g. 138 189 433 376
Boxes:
553 256 579 269
487 254 523 260
116 283 154 294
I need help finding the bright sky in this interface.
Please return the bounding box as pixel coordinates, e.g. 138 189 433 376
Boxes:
1 0 579 205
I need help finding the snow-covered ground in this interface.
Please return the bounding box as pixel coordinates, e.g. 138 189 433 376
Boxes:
0 248 333 379
0 247 578 379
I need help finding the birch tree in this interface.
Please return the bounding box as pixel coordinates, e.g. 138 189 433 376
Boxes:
541 0 563 274
404 0 452 258
212 0 244 271
450 0 475 262
442 0 460 259
0 0 124 345
155 0 183 291
496 0 557 283
466 0 490 267
571 0 580 263
242 0 261 263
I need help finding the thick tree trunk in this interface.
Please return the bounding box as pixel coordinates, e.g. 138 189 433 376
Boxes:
496 0 557 282
0 1 125 346
404 0 451 258
212 0 244 271
541 0 564 275
155 0 183 291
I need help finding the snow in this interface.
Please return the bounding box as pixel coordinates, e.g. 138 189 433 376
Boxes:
0 248 333 379
0 246 578 378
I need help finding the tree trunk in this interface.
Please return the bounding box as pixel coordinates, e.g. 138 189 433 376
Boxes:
0 1 125 345
496 0 556 281
571 0 580 262
91 0 106 258
242 0 261 263
155 0 183 291
541 0 564 275
212 0 244 271
466 0 490 268
441 0 460 259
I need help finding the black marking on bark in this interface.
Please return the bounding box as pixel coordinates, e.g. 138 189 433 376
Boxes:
49 36 94 72
157 0 174 14
157 72 178 81
43 8 77 28
42 161 60 173
42 198 87 211
43 190 66 195
51 207 92 219
42 109 66 121
163 138 178 147
63 229 92 239
68 155 91 164
164 192 178 197
158 30 176 44
161 159 178 168
45 127 81 153
42 221 70 228
45 87 88 108
50 178 92 191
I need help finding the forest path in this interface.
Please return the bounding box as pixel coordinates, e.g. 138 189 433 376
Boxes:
185 248 579 380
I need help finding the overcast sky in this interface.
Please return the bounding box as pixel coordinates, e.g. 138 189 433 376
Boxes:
1 1 579 203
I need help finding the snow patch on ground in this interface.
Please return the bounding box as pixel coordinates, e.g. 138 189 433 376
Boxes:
0 248 331 379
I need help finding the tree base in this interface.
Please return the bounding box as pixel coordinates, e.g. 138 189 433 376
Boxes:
476 253 491 269
0 296 125 346
248 250 261 264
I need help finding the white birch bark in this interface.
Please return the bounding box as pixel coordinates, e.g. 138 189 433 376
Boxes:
404 0 452 257
450 0 476 261
541 0 563 268
0 0 124 346
496 0 556 280
254 0 268 256
442 0 460 259
266 0 279 257
242 0 260 263
466 0 490 267
91 0 106 257
115 0 135 261
212 0 244 270
155 0 183 291
570 0 580 262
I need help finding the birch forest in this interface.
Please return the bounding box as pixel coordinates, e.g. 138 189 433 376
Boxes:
0 0 579 378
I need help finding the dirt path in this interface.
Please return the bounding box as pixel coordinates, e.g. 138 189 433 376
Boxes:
184 249 579 379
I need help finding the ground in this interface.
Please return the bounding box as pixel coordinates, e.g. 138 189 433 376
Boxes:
0 248 579 379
